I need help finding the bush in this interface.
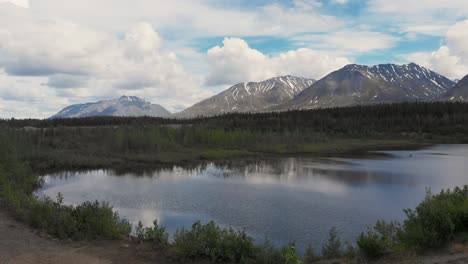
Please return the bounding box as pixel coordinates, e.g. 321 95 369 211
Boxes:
72 200 131 239
172 221 256 263
322 227 343 259
249 240 287 264
357 232 386 259
357 221 401 259
400 187 468 248
136 220 169 247
285 244 302 264
303 245 316 264
23 194 131 240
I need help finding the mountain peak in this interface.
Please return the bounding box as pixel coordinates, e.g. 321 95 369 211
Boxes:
51 96 170 119
118 95 145 102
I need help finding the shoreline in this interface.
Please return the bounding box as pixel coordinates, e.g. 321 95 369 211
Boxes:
30 139 435 174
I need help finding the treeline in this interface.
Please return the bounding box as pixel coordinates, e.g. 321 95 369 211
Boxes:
1 102 468 138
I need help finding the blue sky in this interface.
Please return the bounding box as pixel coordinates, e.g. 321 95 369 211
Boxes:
0 0 467 117
179 0 448 60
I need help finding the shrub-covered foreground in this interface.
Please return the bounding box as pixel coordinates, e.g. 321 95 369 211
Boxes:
357 186 468 260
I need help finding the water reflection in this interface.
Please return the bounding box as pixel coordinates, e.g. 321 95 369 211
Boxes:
37 145 468 253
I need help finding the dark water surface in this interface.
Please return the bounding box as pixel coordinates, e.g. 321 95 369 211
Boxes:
37 145 468 252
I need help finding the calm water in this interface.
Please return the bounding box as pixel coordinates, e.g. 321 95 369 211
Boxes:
37 145 468 252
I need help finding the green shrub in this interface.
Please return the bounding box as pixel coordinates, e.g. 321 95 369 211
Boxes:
172 221 256 263
136 220 169 247
248 240 287 264
343 242 357 259
285 244 302 264
400 186 468 248
357 221 401 259
357 232 386 259
322 227 343 259
303 245 316 264
72 200 131 239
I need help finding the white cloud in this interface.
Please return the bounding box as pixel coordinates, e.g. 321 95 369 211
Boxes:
399 24 453 37
0 70 68 118
28 0 343 37
367 0 468 36
403 20 468 80
293 31 399 53
0 5 213 116
368 0 468 16
332 0 349 4
205 38 351 86
0 0 29 8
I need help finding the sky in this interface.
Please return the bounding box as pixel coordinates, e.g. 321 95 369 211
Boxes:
0 0 467 118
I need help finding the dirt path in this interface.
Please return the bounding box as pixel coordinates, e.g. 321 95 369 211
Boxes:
0 209 165 264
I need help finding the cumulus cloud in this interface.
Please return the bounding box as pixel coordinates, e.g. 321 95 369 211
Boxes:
0 5 213 116
403 20 468 80
205 38 351 86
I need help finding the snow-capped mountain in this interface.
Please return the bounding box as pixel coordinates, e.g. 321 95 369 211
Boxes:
277 63 456 110
50 96 171 118
173 75 315 118
442 74 468 101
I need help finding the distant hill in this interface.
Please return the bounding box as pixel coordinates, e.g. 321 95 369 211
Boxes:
275 63 455 110
442 74 468 101
173 75 315 118
50 96 171 118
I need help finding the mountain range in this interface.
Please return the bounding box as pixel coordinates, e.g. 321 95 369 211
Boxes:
51 96 171 119
50 63 467 119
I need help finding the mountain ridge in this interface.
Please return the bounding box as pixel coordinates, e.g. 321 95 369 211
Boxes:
173 75 315 118
50 96 171 119
275 63 455 111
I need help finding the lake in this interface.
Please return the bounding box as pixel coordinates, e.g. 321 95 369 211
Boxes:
36 144 468 252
